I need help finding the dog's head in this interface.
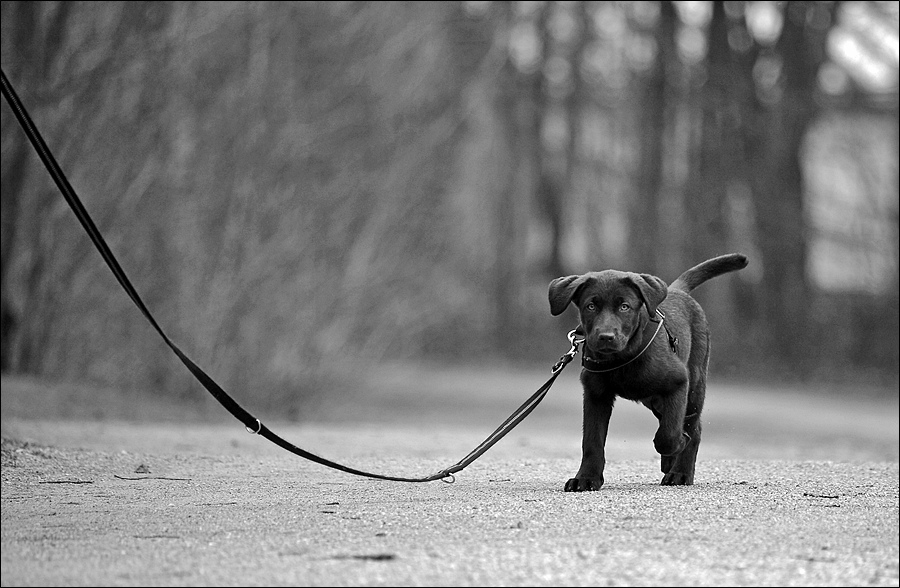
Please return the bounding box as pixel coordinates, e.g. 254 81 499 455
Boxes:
549 271 667 355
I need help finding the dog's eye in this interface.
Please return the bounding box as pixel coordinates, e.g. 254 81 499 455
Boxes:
619 303 631 312
585 303 597 312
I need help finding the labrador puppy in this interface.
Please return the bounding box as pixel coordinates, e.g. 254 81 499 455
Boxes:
549 253 748 491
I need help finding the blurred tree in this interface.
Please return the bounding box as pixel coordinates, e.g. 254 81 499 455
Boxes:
631 0 677 276
1 1 67 372
1 1 896 406
2 1 176 384
747 1 839 369
688 1 735 262
679 1 757 362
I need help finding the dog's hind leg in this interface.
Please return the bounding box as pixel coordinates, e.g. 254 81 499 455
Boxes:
661 414 701 485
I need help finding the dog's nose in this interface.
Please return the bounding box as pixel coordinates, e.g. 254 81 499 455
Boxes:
596 332 616 343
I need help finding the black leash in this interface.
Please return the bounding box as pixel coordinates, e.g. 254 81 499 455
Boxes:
1 68 582 483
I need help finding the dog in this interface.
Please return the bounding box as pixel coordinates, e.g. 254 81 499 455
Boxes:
549 253 748 491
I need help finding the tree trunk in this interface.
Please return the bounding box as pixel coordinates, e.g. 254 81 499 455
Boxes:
749 1 834 368
632 1 677 275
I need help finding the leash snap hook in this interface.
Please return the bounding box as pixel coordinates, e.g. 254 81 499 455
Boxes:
567 328 584 350
566 328 584 360
552 329 584 373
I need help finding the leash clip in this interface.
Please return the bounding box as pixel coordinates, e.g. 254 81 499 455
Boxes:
552 329 584 373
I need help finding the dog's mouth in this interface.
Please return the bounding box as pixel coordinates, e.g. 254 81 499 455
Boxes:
586 337 628 355
589 346 626 355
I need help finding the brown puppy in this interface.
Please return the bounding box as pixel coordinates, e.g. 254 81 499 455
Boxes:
549 254 748 491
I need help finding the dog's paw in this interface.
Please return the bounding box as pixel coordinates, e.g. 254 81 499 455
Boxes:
564 477 604 492
654 431 690 457
660 471 694 486
660 455 674 474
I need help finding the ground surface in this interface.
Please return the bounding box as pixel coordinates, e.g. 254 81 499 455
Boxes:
1 364 898 587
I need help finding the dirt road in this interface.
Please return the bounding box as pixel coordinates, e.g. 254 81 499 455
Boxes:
1 367 898 586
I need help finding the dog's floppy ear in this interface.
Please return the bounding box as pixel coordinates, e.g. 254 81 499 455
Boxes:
625 273 668 317
549 275 590 316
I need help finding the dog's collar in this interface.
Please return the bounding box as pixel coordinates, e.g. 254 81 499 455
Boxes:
581 309 669 373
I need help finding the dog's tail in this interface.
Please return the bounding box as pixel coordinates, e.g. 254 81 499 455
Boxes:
670 253 748 293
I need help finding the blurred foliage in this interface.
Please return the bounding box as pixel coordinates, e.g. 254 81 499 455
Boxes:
1 1 897 409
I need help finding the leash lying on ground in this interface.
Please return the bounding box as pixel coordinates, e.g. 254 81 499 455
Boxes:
1 68 583 483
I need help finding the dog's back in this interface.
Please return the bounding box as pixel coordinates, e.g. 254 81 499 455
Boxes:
669 253 748 294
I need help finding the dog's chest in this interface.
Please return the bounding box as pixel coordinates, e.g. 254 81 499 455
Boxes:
583 367 685 400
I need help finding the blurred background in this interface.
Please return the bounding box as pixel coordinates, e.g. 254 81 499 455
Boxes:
1 1 897 418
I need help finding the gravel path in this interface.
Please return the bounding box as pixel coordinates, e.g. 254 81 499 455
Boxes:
1 369 898 586
2 427 898 586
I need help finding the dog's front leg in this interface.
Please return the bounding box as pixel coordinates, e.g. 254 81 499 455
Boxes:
565 386 614 492
651 384 694 485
